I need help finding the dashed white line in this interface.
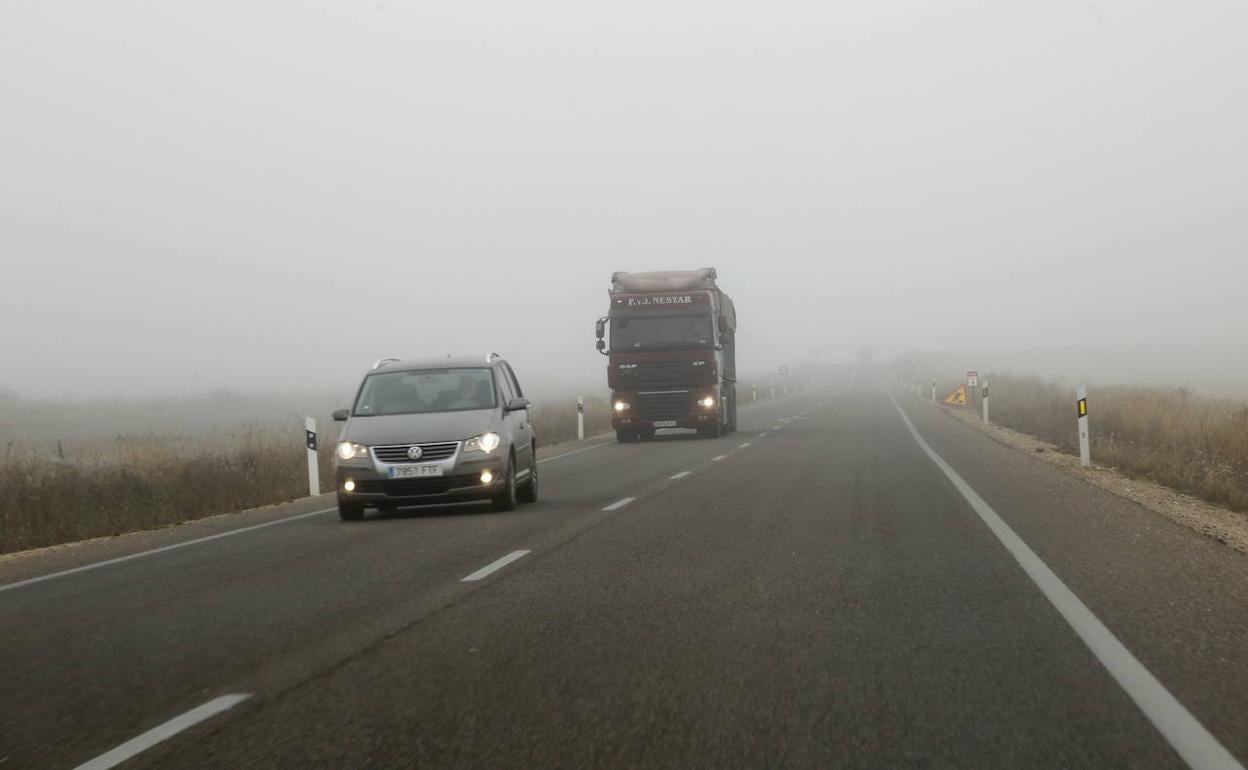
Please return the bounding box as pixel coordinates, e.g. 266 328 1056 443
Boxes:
538 442 607 465
887 393 1246 770
759 432 769 437
712 455 728 462
602 497 636 511
461 550 531 582
74 694 251 770
670 471 692 480
0 508 336 595
738 442 751 449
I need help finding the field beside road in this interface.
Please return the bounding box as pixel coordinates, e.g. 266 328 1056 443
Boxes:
958 375 1248 513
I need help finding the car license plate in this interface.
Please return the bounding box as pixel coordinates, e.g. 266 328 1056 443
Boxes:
388 464 443 479
653 420 678 428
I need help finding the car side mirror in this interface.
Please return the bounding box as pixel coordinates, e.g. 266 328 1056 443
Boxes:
505 397 530 412
332 408 349 422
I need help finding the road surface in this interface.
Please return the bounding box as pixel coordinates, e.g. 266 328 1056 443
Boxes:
3 388 1247 769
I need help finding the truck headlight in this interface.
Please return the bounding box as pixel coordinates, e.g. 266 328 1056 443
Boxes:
614 400 630 412
464 432 501 454
698 396 716 408
336 441 369 460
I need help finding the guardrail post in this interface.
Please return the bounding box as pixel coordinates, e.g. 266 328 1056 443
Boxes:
577 398 585 440
1077 384 1090 467
304 417 320 496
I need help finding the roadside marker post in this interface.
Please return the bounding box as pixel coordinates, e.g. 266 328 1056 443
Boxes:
982 380 990 424
752 384 758 401
1077 385 1090 467
931 379 936 403
304 417 320 496
771 382 776 398
576 398 585 441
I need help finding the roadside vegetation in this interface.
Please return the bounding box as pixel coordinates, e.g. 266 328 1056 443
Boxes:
946 375 1248 513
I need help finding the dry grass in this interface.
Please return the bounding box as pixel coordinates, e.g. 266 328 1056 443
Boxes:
974 375 1248 513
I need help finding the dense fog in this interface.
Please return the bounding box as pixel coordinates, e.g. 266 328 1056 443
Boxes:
3 1 1246 400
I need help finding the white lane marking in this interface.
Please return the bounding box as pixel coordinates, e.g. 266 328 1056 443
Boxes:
0 508 336 596
759 432 769 437
670 471 692 480
887 394 1245 770
461 550 531 582
712 455 728 462
538 442 607 465
602 497 636 511
74 694 251 770
738 442 751 449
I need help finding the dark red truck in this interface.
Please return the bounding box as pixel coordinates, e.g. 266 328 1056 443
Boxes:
595 268 738 442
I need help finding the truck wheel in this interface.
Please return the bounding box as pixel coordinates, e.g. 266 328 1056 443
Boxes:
616 429 637 443
699 423 721 439
728 396 739 433
338 502 365 521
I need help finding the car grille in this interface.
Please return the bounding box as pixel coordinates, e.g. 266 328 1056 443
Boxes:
371 442 459 464
354 478 453 496
636 361 694 389
637 390 689 420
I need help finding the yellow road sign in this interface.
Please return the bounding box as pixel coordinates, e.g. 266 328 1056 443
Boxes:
944 384 968 407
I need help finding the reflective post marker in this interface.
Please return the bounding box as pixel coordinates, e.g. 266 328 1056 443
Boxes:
577 398 585 441
305 417 320 496
931 379 936 403
752 384 758 401
1077 384 1090 467
982 380 990 424
771 382 776 398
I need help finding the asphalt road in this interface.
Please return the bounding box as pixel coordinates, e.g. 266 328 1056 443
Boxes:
3 388 1247 769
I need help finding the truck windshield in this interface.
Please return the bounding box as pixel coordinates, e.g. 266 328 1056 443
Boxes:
353 368 497 416
611 315 714 351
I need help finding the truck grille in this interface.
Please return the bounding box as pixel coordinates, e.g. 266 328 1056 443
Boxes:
371 442 459 464
637 390 689 421
636 361 694 389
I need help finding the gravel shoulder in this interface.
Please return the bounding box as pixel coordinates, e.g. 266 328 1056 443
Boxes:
936 399 1248 556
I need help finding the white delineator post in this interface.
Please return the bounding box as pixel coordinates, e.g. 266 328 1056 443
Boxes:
982 380 990 424
1077 384 1091 467
304 417 320 496
576 398 585 441
931 379 936 403
752 384 758 401
770 382 776 398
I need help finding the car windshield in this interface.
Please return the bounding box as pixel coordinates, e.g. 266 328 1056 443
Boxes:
611 314 714 350
353 368 496 416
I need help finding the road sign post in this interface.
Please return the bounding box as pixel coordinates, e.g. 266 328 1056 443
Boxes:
982 380 990 424
304 417 320 496
577 398 585 441
1077 384 1090 467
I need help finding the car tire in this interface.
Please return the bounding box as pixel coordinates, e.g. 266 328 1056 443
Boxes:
518 447 539 503
338 502 365 521
492 456 518 511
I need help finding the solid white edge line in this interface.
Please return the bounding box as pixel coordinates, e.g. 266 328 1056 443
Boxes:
537 441 607 465
0 508 336 595
886 393 1245 770
670 471 692 480
461 549 531 582
711 455 728 462
74 694 251 770
602 497 635 512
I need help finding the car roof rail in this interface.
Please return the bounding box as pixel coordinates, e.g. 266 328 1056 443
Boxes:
486 352 502 363
372 357 402 370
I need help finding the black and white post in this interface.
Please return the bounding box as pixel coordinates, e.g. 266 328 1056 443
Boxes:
304 417 320 496
930 379 936 403
1077 385 1090 467
982 380 990 424
576 397 585 441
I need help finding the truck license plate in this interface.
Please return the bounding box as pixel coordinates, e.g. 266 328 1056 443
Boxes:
389 464 443 479
653 420 678 428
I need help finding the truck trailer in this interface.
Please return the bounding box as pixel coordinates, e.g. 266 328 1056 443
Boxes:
595 268 737 442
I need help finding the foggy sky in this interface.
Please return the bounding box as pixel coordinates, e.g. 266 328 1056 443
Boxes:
3 1 1246 399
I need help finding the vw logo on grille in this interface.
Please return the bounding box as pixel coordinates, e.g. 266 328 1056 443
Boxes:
406 445 424 460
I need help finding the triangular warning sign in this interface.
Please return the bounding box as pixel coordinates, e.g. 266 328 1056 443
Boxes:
943 384 968 406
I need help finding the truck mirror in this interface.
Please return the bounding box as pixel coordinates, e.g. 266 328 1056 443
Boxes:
595 319 606 339
595 339 606 353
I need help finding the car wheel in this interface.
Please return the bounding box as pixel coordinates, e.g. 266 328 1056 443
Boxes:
492 456 518 511
338 502 365 521
518 448 539 503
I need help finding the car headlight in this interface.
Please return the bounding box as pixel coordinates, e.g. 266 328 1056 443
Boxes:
464 432 501 454
336 441 369 461
698 396 716 408
613 400 630 412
